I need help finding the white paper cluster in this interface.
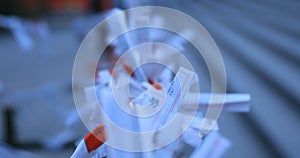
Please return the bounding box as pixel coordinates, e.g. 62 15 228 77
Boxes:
71 7 250 158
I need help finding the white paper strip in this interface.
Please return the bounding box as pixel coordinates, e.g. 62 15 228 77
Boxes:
181 93 250 112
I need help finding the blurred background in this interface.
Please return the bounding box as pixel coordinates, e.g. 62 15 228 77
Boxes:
0 0 300 157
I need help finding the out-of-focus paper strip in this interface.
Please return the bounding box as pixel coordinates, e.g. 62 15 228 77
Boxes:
70 139 90 158
181 93 250 112
190 132 231 158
